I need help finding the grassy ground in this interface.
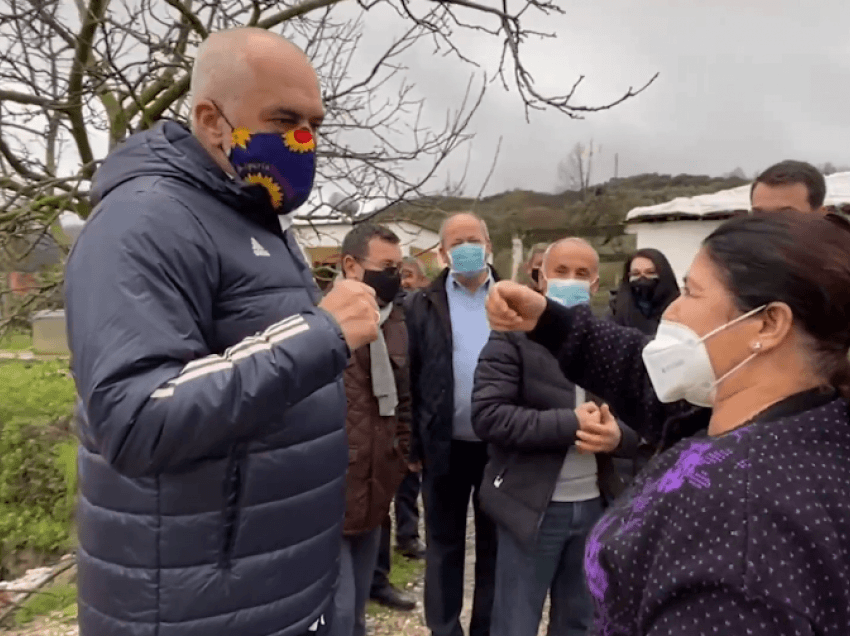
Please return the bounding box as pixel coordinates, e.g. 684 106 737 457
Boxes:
0 359 75 426
0 332 33 352
367 550 424 617
11 584 77 628
368 550 427 635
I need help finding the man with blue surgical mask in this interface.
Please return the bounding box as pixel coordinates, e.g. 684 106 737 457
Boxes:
471 237 639 636
406 212 499 636
540 238 600 308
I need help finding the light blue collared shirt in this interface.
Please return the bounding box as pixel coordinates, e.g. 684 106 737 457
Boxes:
446 272 493 441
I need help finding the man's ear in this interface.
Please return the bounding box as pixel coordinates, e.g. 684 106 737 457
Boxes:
341 255 361 281
193 100 227 149
591 277 600 294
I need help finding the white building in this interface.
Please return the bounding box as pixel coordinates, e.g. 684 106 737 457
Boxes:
625 172 850 283
60 207 443 271
291 214 442 271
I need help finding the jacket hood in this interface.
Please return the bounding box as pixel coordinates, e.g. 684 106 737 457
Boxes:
90 120 272 216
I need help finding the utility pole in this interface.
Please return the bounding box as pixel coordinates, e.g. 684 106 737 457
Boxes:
614 153 619 179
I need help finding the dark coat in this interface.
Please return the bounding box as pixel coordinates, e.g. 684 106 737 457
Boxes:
65 121 349 636
528 299 850 635
343 303 411 535
471 332 640 548
406 267 500 476
609 248 680 336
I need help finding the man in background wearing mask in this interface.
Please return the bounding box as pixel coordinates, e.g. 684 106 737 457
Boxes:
335 223 414 635
406 212 499 636
370 257 427 611
471 237 638 636
64 28 381 636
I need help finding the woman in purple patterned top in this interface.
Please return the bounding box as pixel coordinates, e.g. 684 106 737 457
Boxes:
484 211 850 635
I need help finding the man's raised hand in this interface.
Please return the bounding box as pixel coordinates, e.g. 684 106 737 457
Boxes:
319 279 380 351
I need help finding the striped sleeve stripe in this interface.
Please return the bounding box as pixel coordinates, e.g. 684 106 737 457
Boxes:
150 315 311 400
230 322 310 362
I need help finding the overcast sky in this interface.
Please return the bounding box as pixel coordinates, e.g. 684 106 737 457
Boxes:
348 0 850 197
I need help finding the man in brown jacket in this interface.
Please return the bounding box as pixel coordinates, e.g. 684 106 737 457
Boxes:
333 223 413 636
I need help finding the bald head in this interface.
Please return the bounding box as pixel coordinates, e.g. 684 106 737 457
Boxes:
439 213 490 245
190 28 325 173
542 237 600 294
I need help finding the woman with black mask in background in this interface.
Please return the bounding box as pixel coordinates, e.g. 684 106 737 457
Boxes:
610 249 679 336
608 249 680 478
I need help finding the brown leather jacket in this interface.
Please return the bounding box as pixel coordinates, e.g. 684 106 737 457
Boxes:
343 303 412 535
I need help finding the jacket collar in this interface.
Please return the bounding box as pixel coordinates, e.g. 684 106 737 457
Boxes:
424 266 500 337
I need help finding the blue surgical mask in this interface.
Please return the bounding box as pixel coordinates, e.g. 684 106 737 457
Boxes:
546 278 591 307
216 104 316 214
449 243 487 276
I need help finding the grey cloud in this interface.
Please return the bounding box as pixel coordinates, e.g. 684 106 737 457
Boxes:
347 0 850 195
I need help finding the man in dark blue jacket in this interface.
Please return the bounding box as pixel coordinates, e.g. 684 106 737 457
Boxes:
65 27 380 636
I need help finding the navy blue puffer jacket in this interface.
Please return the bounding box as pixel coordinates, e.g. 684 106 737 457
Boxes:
65 121 349 636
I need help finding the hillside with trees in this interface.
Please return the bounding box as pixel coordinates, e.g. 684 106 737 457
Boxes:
379 171 751 286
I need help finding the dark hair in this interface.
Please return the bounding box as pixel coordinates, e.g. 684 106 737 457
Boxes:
341 223 400 260
402 256 425 273
623 248 677 283
703 212 850 399
611 248 680 336
751 160 826 210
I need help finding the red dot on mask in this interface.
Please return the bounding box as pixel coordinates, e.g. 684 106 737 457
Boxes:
294 129 313 144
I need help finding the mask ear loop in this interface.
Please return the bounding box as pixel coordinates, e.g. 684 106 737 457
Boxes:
699 304 768 344
711 349 760 390
705 307 769 395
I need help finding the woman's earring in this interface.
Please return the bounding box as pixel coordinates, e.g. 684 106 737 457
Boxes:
751 342 763 352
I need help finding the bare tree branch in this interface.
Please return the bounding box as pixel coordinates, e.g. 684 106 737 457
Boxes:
67 0 110 177
0 0 655 330
162 0 209 39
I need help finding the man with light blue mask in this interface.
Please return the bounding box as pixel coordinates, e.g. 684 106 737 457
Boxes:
471 237 639 636
406 212 499 636
540 238 600 309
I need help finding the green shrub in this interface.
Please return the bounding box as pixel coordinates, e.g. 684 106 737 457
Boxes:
0 361 77 570
0 360 76 425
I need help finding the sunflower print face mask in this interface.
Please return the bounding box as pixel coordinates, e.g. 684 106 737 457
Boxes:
225 125 317 214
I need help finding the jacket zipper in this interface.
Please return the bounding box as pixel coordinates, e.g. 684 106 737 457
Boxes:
493 466 507 488
219 444 246 569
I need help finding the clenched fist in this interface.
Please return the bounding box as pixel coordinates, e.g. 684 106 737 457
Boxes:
319 279 380 351
575 403 622 454
486 281 547 332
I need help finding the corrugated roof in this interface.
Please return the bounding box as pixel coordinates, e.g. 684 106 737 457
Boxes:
626 172 850 222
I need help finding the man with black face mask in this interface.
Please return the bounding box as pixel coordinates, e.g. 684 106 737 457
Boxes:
335 223 414 636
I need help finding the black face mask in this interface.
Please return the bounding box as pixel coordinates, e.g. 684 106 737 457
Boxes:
363 267 402 305
531 268 540 284
630 277 659 302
